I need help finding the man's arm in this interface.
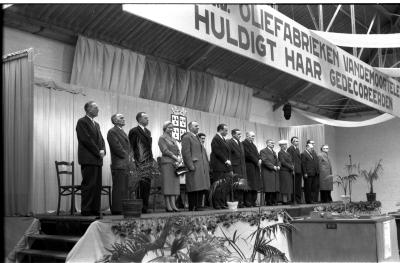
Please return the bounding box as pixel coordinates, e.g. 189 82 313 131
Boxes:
107 129 127 159
181 135 195 171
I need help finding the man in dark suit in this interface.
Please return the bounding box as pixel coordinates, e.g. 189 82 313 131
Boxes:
287 136 302 204
210 123 232 209
76 101 106 216
107 113 130 215
129 112 153 214
227 129 247 208
307 139 320 202
242 131 262 207
301 143 320 204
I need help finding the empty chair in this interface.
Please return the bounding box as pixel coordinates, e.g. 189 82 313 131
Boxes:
55 161 79 215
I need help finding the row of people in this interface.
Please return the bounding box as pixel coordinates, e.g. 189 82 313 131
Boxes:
76 101 332 216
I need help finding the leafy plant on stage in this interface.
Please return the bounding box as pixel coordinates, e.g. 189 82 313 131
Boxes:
208 173 248 203
128 159 160 198
359 159 383 195
320 201 381 215
334 155 359 201
100 209 293 262
219 209 294 262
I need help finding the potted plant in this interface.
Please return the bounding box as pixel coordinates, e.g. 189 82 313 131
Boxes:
122 159 159 218
359 159 383 202
209 173 247 210
334 156 359 206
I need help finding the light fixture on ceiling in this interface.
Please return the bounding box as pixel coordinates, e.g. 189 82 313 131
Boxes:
283 103 292 120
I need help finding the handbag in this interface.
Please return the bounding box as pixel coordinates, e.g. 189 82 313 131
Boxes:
174 161 189 176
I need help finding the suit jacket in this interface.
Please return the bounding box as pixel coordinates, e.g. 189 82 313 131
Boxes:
260 147 280 192
107 126 130 170
318 152 333 190
227 138 247 179
76 116 105 166
242 139 262 191
287 145 302 174
128 126 153 164
301 150 319 177
158 133 180 164
210 134 231 173
181 132 210 192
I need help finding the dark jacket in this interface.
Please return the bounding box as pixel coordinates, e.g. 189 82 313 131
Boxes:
107 126 130 170
210 134 231 173
260 147 280 192
76 116 105 166
287 145 302 174
242 139 262 191
227 138 247 179
128 126 153 164
301 150 319 177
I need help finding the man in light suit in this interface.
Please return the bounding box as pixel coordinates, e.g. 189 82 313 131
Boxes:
227 129 247 208
107 113 130 215
210 123 232 209
129 112 153 214
287 136 302 204
76 101 106 216
181 122 210 211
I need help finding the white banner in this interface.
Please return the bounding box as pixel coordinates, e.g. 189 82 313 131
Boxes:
123 4 400 118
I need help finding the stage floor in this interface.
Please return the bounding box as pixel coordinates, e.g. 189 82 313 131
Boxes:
33 203 320 221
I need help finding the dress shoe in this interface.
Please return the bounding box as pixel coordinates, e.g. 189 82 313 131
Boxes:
142 209 151 214
238 204 245 208
172 208 180 212
213 206 222 210
165 208 174 212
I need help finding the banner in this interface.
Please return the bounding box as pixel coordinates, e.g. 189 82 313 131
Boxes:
123 4 400 118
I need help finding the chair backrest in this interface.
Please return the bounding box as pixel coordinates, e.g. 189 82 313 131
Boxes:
55 161 74 187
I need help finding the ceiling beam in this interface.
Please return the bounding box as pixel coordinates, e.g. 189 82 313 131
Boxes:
307 5 319 30
357 14 376 58
326 5 342 32
318 5 324 31
339 5 371 32
273 82 312 111
187 45 217 71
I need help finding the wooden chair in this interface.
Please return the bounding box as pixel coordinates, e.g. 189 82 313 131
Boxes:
55 161 79 215
55 161 112 215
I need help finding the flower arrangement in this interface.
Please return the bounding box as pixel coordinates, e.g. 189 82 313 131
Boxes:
100 209 293 262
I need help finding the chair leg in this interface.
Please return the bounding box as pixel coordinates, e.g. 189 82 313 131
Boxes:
71 191 75 216
108 189 112 212
57 193 61 216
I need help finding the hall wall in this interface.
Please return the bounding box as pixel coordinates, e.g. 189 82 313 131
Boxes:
334 118 400 213
3 27 75 82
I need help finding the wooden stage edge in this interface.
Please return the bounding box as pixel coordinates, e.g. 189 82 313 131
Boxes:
34 203 322 221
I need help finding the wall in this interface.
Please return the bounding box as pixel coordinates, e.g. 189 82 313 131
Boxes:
250 97 318 127
3 27 75 82
334 118 400 213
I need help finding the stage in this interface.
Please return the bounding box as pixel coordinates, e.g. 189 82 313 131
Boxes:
11 203 318 262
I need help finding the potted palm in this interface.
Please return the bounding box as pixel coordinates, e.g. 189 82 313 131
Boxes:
335 156 359 208
359 159 383 202
122 159 159 218
209 173 247 210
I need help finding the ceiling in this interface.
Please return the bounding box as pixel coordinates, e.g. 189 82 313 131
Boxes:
4 4 400 119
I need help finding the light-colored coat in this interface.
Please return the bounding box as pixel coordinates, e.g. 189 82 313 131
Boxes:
181 132 210 192
318 152 333 190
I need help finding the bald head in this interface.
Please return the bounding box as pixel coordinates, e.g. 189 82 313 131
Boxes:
245 131 256 143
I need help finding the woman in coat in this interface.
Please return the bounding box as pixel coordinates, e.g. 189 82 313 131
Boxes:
318 144 333 203
158 121 182 212
278 140 294 204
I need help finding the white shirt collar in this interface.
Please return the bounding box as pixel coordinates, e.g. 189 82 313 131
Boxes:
86 115 95 122
139 124 146 131
217 133 225 140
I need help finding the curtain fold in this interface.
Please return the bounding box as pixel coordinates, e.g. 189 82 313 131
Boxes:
140 59 214 112
70 35 145 96
3 48 34 215
209 77 253 119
